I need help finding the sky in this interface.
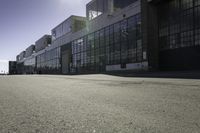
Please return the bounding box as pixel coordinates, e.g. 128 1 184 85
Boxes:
0 60 8 74
0 0 90 72
0 0 91 61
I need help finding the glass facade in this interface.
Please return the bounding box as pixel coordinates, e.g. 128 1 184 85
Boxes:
24 57 36 74
71 14 145 73
114 0 138 10
158 0 200 50
52 20 72 41
15 0 200 74
36 47 61 74
73 20 87 33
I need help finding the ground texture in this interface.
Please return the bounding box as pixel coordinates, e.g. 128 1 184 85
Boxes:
0 75 200 133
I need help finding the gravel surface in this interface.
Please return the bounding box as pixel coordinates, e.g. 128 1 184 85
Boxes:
0 74 200 133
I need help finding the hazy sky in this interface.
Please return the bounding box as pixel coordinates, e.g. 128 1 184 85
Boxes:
0 0 90 61
0 60 8 74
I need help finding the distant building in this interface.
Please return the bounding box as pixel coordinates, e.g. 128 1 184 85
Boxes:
15 0 200 74
9 61 17 75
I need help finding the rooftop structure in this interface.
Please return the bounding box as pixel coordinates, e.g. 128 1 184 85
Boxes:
35 35 51 52
25 45 35 58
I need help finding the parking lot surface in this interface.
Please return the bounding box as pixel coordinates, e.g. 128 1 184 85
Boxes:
0 75 200 133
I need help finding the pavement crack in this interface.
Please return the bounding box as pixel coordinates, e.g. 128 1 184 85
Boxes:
195 123 200 129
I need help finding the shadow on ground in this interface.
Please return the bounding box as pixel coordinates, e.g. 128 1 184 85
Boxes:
105 71 200 79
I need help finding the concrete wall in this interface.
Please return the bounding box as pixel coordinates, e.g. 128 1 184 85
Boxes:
106 61 148 71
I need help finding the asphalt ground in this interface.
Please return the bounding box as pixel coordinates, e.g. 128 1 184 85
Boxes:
0 75 200 133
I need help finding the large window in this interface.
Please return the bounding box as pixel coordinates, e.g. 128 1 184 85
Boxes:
158 0 200 50
121 19 128 64
114 0 138 10
71 13 143 73
105 26 110 64
127 14 142 62
36 47 60 74
52 20 71 41
24 57 36 74
113 22 121 64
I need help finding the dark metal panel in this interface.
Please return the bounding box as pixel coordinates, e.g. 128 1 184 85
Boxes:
159 46 200 70
141 0 159 70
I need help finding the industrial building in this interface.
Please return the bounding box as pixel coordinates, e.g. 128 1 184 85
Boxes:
12 0 200 75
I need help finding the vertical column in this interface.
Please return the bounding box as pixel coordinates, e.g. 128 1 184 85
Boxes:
141 0 159 71
108 0 114 15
